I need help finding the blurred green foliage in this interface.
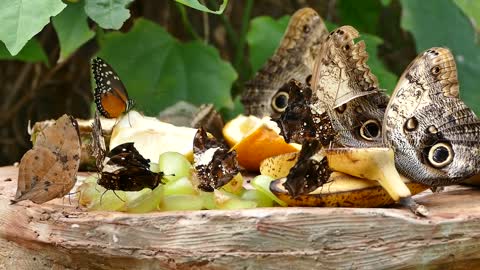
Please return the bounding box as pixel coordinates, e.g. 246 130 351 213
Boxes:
1 0 480 116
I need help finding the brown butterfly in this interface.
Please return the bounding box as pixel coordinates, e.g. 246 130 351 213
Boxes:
90 112 164 191
242 7 328 118
13 115 81 204
383 47 480 186
193 128 239 192
275 25 389 149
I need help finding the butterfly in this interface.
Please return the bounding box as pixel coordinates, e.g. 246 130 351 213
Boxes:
383 47 480 186
241 7 328 118
92 57 134 119
275 25 389 149
90 112 164 191
193 127 239 192
13 115 81 204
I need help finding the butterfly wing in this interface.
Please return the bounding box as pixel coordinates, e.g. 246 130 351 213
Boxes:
92 57 133 118
383 47 480 186
14 115 81 204
310 25 389 148
98 142 163 191
193 128 239 192
241 8 328 118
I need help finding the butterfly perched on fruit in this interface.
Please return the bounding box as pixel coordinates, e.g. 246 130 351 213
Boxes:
13 115 81 204
92 57 134 119
90 112 164 191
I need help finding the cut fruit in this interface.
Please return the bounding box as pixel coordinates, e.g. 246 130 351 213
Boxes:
325 148 412 202
223 114 300 171
122 186 163 213
161 195 204 211
260 152 299 179
270 172 428 207
110 110 197 162
251 175 287 207
158 151 192 183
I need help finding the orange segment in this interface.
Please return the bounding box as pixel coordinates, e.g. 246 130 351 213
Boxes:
223 115 300 171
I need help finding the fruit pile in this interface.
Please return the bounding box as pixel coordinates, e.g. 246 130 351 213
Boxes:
77 111 290 212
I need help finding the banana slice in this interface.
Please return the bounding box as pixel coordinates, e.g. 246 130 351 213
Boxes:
270 173 428 208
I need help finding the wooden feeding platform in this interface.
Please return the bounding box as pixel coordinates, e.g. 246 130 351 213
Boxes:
0 165 480 269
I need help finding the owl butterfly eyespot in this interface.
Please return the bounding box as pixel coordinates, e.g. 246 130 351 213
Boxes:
92 57 134 119
241 8 328 118
383 47 480 186
193 128 239 192
273 79 336 146
310 25 389 148
13 115 81 204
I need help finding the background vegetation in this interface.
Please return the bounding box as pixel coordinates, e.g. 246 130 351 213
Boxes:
1 0 479 166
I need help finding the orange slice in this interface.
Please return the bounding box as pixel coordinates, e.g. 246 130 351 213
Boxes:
223 115 300 171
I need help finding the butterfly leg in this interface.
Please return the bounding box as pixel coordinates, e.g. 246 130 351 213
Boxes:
399 197 429 217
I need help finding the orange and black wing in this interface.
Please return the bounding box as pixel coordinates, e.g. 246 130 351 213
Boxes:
92 57 134 118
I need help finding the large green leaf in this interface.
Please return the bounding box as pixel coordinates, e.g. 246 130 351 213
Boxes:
247 16 397 91
85 0 133 30
246 15 290 73
52 1 95 62
454 0 480 31
0 0 66 55
0 38 48 63
400 0 480 113
337 0 383 35
97 19 237 115
175 0 228 14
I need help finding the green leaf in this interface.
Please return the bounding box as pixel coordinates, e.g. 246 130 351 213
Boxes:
246 15 290 73
400 0 480 113
0 0 66 55
361 34 398 93
337 0 383 34
85 0 133 30
175 0 228 14
453 0 480 31
52 1 95 62
97 19 237 115
0 39 48 63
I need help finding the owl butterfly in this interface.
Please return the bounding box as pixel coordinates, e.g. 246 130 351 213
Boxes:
193 128 239 192
90 112 164 191
241 7 328 118
276 26 389 149
383 47 480 186
310 25 389 148
13 115 81 204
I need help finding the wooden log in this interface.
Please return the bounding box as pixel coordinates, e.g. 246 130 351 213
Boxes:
0 166 480 269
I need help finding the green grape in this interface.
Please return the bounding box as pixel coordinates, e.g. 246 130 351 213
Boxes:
123 186 164 213
76 174 104 206
88 190 127 211
163 176 196 196
240 189 274 207
161 195 204 211
149 162 160 173
200 191 216 210
251 175 287 207
158 152 192 182
213 189 257 209
221 173 245 195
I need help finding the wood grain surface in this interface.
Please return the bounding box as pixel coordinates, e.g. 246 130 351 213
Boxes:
0 166 479 270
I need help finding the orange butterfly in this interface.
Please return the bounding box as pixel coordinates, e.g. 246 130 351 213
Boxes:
92 57 134 118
